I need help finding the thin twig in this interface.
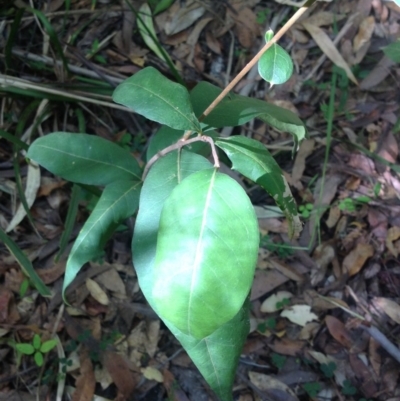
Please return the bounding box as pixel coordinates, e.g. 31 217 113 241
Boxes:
143 135 219 179
361 325 400 364
197 0 318 122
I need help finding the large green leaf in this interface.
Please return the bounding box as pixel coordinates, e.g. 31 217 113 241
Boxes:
27 133 141 186
133 151 250 400
112 67 201 132
216 136 302 238
152 169 259 339
190 81 306 148
166 300 249 401
133 150 212 299
63 180 141 297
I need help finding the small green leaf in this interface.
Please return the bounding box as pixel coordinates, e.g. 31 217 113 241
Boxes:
271 352 286 370
113 67 201 132
33 334 41 350
19 278 30 297
383 39 400 63
216 136 301 238
34 351 44 367
258 43 293 86
40 339 58 353
190 81 306 147
63 180 141 298
16 343 35 355
342 379 357 395
152 169 259 338
27 133 142 186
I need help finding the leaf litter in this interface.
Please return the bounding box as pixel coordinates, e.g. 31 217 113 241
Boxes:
1 0 400 400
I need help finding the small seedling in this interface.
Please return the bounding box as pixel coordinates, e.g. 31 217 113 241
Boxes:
299 203 313 218
19 278 30 298
320 361 336 378
275 298 290 309
303 382 321 398
342 379 357 396
257 317 277 332
271 352 286 370
16 334 58 367
338 195 371 212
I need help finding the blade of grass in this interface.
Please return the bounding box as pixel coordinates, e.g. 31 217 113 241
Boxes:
310 67 338 248
5 8 24 69
26 7 70 74
125 0 185 87
0 228 51 297
56 184 82 262
0 130 29 151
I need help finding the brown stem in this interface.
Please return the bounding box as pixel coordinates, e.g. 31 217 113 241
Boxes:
143 135 220 180
198 0 317 122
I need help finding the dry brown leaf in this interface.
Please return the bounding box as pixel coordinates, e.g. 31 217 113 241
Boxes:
281 305 318 326
342 243 374 276
85 278 109 305
6 161 40 232
102 350 138 398
164 1 205 36
311 243 335 285
325 315 353 348
301 11 346 28
249 371 299 401
269 259 304 282
250 269 288 300
326 205 341 228
386 226 400 257
302 22 358 85
72 350 95 401
291 139 315 190
372 297 400 324
268 338 306 356
353 16 375 53
360 56 396 89
145 319 160 357
163 369 190 401
229 6 258 48
141 366 163 383
95 265 126 295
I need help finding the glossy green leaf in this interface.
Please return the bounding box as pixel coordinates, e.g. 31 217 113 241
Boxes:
0 228 51 297
113 67 201 132
146 126 216 161
190 81 306 148
133 151 251 399
27 133 141 186
34 351 44 367
33 334 41 350
133 150 212 300
258 30 293 86
63 180 141 298
152 169 259 338
40 339 58 353
167 299 250 401
216 136 301 238
16 343 35 355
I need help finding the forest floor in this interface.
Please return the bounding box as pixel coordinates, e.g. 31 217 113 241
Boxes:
1 0 400 400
